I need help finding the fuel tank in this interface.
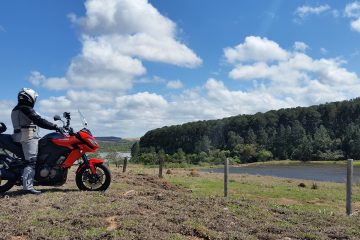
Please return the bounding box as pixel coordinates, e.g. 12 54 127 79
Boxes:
37 133 71 166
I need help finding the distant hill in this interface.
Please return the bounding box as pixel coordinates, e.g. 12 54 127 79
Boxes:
96 137 137 153
138 97 360 161
96 136 122 142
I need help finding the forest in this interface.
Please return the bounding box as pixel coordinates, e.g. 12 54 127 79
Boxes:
132 98 360 164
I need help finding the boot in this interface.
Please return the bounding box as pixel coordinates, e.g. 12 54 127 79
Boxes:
22 165 41 195
24 188 41 195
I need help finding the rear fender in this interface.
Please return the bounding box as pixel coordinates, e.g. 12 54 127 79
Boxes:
76 158 105 174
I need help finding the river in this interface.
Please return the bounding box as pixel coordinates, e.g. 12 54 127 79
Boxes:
200 163 360 183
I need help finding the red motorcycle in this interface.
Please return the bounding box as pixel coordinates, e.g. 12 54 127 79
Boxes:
0 112 111 193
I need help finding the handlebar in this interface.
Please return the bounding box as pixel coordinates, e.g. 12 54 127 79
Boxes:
56 126 75 136
57 127 68 135
55 112 75 136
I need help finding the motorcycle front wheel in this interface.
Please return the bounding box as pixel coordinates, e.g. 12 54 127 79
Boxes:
75 164 111 191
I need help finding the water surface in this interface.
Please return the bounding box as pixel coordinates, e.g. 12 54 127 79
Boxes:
200 163 360 183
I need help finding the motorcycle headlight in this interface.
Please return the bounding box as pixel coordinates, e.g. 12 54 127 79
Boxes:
88 138 98 147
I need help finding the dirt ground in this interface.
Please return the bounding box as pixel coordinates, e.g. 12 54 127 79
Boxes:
0 166 360 240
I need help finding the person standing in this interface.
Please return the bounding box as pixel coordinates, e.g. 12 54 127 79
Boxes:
11 88 61 194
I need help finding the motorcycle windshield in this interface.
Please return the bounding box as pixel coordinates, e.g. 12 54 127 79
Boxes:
78 109 89 128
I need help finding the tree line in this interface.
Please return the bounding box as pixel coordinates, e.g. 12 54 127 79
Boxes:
133 98 360 164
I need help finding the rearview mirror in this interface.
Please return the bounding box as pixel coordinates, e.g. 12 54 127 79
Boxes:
54 115 61 121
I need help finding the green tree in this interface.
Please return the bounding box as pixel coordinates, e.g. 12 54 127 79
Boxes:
246 128 257 144
290 121 306 147
291 136 313 161
241 144 257 163
194 136 211 153
137 97 360 162
257 150 273 161
173 148 186 163
227 131 244 149
257 127 268 147
233 144 257 163
210 149 228 164
131 141 140 157
313 125 332 152
274 125 288 159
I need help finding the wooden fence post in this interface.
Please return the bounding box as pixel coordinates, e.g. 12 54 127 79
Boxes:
224 158 229 197
346 159 353 216
159 156 164 178
123 157 128 173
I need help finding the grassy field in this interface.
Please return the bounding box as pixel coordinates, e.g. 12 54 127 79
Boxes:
0 164 360 239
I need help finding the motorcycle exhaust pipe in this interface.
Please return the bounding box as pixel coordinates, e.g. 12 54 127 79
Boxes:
0 169 16 180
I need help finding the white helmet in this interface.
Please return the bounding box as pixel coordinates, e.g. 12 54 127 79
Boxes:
18 88 38 107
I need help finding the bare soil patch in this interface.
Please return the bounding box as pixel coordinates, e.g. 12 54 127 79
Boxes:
106 216 118 231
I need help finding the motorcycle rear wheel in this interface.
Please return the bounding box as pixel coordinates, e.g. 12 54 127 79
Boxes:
75 164 111 191
0 178 15 193
0 163 15 193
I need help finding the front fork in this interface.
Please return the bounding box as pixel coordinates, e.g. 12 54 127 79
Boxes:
76 155 105 175
81 154 96 174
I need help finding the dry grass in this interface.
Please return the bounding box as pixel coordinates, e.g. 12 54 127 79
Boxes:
0 165 359 240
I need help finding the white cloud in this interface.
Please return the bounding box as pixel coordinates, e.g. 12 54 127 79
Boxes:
34 0 202 91
166 80 183 89
17 1 360 138
39 96 73 114
293 41 309 52
67 90 114 105
224 36 288 63
225 36 360 107
116 92 167 109
204 78 292 113
98 34 201 68
344 2 360 32
36 90 171 137
350 17 360 31
32 51 360 137
345 2 360 18
29 71 46 86
0 25 5 32
73 0 175 37
295 4 331 18
229 62 274 80
22 0 203 137
42 77 70 90
320 47 328 55
116 92 168 122
0 100 15 130
31 37 360 137
135 76 166 84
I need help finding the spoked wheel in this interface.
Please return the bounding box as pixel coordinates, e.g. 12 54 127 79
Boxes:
76 164 111 191
0 163 15 193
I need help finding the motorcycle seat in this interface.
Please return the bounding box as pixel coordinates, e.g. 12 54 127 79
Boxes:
0 134 24 158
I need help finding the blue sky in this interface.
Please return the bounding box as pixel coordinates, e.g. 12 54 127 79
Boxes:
1 0 360 137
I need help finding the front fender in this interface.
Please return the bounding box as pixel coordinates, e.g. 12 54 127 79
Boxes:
76 158 105 174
